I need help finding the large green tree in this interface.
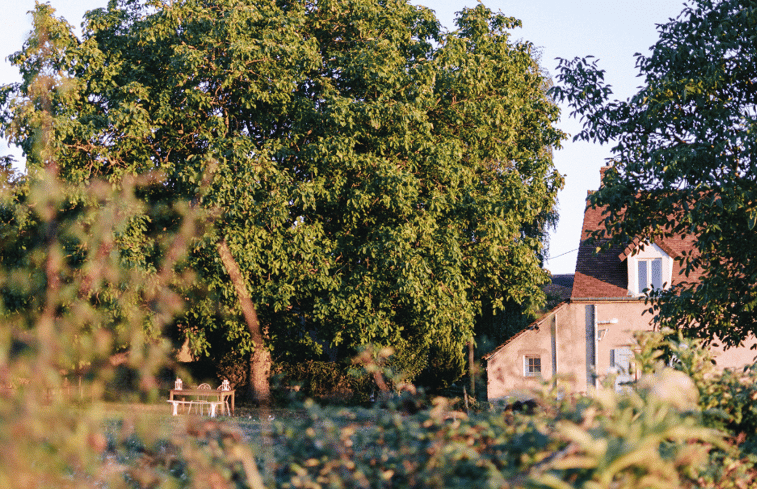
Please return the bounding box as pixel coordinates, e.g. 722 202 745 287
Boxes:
552 0 757 346
2 0 564 393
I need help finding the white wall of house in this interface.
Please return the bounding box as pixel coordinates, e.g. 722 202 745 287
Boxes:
485 299 757 402
709 339 757 369
592 300 654 386
486 303 588 401
485 319 555 401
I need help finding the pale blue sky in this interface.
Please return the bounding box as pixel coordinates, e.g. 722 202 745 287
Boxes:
1 0 689 274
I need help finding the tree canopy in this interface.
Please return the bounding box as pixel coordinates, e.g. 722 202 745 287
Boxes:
1 0 564 388
552 0 757 346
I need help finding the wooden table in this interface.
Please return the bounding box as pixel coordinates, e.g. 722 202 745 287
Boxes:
168 389 235 417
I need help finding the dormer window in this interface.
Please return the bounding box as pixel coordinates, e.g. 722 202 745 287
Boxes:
623 242 673 296
638 258 663 292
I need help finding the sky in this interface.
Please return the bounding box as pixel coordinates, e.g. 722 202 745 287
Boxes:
0 0 690 274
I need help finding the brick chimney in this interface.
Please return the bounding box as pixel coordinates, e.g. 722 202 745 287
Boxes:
598 162 613 187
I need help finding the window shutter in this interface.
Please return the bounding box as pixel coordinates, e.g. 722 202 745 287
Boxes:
611 347 635 393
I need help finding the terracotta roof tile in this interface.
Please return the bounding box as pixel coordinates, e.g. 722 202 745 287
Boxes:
572 203 629 298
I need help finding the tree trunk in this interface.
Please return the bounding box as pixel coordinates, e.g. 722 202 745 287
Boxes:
249 348 272 406
217 239 271 406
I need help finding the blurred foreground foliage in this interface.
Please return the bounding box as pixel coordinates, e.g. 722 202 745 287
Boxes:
100 330 757 489
0 164 208 487
93 329 757 489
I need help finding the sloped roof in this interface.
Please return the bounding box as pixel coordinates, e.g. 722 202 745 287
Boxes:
572 195 702 299
618 237 680 261
572 201 629 298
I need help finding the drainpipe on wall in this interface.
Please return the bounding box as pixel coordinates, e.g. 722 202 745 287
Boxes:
585 304 598 390
550 314 558 377
593 305 599 388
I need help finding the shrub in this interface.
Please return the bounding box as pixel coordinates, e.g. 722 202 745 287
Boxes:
273 360 374 404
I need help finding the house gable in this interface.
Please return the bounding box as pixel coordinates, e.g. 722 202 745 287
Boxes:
484 302 577 401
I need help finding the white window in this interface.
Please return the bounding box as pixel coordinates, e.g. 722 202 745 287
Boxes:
637 258 663 292
524 355 541 377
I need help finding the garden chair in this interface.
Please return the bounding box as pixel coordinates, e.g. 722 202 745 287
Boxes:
216 383 231 416
191 383 212 415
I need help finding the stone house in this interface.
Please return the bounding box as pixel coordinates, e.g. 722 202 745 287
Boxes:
484 177 757 402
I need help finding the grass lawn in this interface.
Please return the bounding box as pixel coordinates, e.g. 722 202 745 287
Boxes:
101 400 302 439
